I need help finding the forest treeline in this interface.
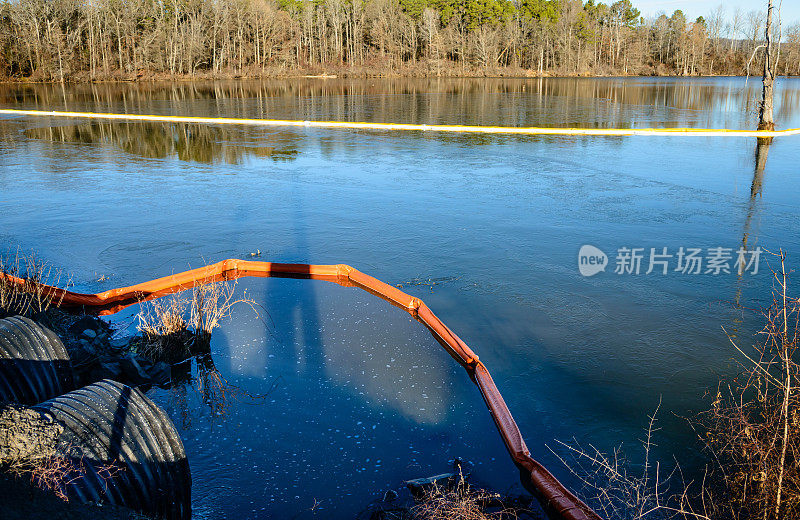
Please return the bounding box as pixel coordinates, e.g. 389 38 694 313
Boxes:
0 0 798 81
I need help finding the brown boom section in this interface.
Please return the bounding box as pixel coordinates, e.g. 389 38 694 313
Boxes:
0 259 601 520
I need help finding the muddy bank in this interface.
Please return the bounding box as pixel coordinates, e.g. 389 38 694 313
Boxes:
0 402 143 519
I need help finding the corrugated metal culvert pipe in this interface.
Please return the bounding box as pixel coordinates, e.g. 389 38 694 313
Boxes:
0 315 191 519
34 379 191 519
0 316 75 405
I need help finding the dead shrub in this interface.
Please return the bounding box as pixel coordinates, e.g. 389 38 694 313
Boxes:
5 453 122 503
697 250 800 520
550 400 707 520
552 251 800 520
6 455 84 501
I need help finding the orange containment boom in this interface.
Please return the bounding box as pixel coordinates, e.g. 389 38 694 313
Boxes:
0 260 602 520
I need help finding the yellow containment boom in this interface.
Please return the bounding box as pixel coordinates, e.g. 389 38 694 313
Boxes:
1 109 799 138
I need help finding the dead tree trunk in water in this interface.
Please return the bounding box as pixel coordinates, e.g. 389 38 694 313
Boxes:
759 0 775 132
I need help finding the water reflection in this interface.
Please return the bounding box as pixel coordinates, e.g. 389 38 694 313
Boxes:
23 122 300 164
743 140 770 252
174 353 280 425
4 77 800 130
137 281 478 519
733 139 770 313
219 280 454 425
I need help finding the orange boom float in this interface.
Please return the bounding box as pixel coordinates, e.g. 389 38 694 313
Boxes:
0 260 602 520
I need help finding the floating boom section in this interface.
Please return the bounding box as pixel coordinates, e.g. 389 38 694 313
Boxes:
0 260 601 520
1 109 799 138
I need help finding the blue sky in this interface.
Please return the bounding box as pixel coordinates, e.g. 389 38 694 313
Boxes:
635 1 800 25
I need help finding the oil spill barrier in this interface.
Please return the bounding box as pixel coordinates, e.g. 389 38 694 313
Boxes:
1 109 798 138
34 379 191 520
0 316 75 405
3 260 601 520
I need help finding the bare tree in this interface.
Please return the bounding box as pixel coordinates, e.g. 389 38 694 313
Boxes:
0 0 798 80
759 0 775 131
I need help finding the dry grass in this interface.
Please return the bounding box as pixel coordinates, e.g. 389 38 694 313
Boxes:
136 279 257 363
409 474 526 520
190 281 257 336
0 249 66 319
359 472 537 520
138 295 189 337
136 293 193 363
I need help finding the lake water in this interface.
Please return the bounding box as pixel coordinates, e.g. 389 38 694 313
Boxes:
1 77 799 518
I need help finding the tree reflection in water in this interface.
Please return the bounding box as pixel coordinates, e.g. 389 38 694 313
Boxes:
169 352 281 429
24 121 300 165
5 77 799 131
732 138 771 315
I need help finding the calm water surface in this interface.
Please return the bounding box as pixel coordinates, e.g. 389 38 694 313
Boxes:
1 77 799 518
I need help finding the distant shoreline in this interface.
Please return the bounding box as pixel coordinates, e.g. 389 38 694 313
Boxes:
1 69 794 85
